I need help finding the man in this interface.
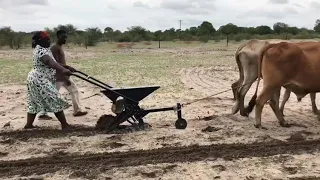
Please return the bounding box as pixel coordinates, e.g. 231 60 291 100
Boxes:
38 30 88 120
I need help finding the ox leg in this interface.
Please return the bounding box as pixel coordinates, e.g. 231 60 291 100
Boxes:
268 88 290 127
231 79 240 101
279 89 291 116
238 64 257 117
310 93 319 115
255 87 275 129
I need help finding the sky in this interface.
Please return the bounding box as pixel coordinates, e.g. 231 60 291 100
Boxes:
0 0 319 32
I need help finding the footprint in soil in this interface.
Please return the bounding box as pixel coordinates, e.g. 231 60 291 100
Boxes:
18 176 44 180
140 172 157 178
198 115 218 121
107 142 126 148
109 135 122 141
283 166 299 175
162 164 178 173
289 176 320 180
49 150 69 157
202 126 221 132
286 131 313 142
0 151 8 157
0 138 15 144
211 165 226 172
136 166 173 178
69 170 97 179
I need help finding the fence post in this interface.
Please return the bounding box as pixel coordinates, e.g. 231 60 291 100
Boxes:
226 36 229 47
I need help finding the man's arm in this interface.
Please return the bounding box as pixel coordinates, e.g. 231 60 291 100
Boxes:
50 45 75 71
50 44 66 65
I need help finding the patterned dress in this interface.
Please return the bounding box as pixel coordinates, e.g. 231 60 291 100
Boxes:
26 45 71 114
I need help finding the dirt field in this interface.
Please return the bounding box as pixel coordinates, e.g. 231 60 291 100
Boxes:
1 40 320 180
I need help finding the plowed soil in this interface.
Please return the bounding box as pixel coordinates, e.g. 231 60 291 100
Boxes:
1 138 320 178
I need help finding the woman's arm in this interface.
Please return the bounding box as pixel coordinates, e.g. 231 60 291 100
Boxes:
60 64 76 72
40 54 71 75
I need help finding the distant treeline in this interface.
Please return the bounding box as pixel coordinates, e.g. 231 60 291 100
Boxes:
1 19 320 49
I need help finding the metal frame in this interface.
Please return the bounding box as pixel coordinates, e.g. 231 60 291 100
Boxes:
71 71 187 132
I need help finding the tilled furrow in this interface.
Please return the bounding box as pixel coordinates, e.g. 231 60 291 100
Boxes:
1 139 320 177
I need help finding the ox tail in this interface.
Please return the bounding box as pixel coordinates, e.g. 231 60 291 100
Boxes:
245 43 275 114
235 43 247 81
231 43 247 93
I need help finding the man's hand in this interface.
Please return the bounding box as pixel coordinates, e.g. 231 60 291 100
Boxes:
67 66 77 72
60 71 71 86
65 78 71 86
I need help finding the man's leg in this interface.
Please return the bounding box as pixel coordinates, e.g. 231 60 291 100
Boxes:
63 78 87 116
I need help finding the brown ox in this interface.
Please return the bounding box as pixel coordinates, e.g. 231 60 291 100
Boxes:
246 41 320 129
231 39 318 117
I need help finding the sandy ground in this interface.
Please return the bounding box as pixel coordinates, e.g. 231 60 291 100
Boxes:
1 43 320 180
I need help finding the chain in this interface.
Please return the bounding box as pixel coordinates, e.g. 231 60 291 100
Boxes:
173 79 259 112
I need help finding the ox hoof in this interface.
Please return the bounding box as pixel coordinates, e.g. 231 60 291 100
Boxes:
240 111 249 117
280 121 290 127
231 106 239 115
254 124 268 130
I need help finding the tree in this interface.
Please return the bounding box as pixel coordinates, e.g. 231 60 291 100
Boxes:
53 24 77 34
188 27 198 36
104 27 114 41
1 20 320 48
244 27 257 34
287 27 299 35
256 25 273 35
104 27 113 33
197 21 216 36
127 26 148 42
0 26 16 49
218 23 239 35
273 22 288 34
84 27 103 46
154 30 162 40
314 19 320 33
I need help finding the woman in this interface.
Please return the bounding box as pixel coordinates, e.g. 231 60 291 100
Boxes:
26 31 73 130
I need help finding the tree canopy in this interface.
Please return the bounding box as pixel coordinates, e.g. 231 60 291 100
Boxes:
1 19 320 49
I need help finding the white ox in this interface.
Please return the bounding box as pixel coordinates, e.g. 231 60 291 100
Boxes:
230 39 319 116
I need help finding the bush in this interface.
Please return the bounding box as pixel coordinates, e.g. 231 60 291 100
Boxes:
199 35 209 43
132 35 142 42
117 34 132 42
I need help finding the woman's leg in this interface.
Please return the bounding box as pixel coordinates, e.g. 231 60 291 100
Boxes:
24 113 37 129
54 111 72 130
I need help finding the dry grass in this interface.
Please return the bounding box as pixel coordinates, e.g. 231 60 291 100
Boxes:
144 41 152 45
115 42 136 49
0 40 241 89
